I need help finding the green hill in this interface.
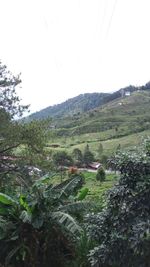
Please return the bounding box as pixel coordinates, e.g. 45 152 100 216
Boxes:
26 82 150 155
51 90 150 136
27 93 110 120
26 82 150 121
47 90 150 156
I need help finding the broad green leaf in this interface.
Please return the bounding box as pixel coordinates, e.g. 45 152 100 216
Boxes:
59 201 91 213
33 173 56 187
52 211 82 235
19 195 31 213
0 193 17 205
20 210 31 223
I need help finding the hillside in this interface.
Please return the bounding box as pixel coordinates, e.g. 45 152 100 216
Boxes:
26 82 150 121
28 93 110 120
25 82 150 155
47 90 150 156
51 90 150 135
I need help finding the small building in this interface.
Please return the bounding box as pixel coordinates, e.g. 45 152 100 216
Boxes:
125 91 131 96
88 162 101 170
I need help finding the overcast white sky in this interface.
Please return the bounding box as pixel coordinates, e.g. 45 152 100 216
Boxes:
1 0 150 112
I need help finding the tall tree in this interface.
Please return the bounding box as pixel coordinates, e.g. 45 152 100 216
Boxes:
72 148 83 167
96 143 103 160
0 61 28 118
0 61 48 189
83 144 94 166
53 151 73 181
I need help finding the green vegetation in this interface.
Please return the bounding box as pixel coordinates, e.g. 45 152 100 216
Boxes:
82 171 117 207
96 167 106 182
83 144 95 166
88 141 150 267
41 86 150 158
1 61 150 267
27 82 150 121
27 92 110 120
0 174 87 267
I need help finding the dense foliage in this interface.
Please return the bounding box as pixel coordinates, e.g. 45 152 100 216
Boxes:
0 61 28 118
83 144 95 166
96 167 106 182
1 61 150 267
87 140 150 267
0 62 50 190
0 174 88 267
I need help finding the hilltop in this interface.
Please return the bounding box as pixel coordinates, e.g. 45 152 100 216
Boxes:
51 89 150 134
27 83 149 121
27 92 110 120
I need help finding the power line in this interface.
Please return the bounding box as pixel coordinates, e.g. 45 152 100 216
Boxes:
99 0 109 39
105 0 118 39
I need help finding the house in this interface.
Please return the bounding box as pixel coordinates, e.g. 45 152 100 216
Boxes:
125 91 131 96
88 162 101 170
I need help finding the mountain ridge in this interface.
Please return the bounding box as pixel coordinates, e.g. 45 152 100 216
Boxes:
26 82 150 121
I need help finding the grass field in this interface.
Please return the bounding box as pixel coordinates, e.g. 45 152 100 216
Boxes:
80 171 118 209
46 129 150 158
50 170 118 209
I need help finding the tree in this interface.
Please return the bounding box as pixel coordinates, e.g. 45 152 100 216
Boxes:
83 144 94 166
88 140 150 267
100 154 108 168
97 143 103 159
72 148 83 167
0 61 28 118
96 167 106 182
53 151 73 181
0 62 48 189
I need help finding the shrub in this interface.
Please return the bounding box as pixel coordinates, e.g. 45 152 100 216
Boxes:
77 187 89 201
88 139 150 267
96 167 106 182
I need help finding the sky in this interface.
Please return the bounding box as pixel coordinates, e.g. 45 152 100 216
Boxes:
0 0 150 113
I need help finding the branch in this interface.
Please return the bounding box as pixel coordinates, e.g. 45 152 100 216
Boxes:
0 143 20 154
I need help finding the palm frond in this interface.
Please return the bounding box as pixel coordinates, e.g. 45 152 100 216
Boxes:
59 201 91 214
19 210 32 223
33 172 57 188
5 245 21 266
52 211 82 235
59 176 83 199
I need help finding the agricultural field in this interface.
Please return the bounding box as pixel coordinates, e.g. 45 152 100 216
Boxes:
49 170 118 208
80 171 118 206
45 91 150 157
46 128 150 158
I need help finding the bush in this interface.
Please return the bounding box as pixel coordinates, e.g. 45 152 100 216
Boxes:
96 167 106 182
88 139 150 267
77 187 89 201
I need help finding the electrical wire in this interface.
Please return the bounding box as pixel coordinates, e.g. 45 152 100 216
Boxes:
99 0 109 39
105 0 118 39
